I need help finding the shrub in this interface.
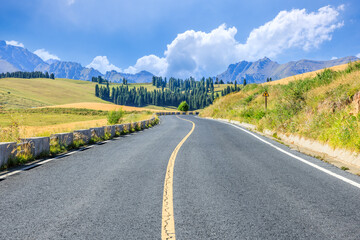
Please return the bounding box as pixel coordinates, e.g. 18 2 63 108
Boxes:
107 108 125 125
178 101 189 111
70 139 85 149
50 140 67 155
135 123 142 131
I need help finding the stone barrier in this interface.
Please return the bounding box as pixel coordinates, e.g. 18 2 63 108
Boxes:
0 116 158 169
21 137 50 158
141 121 147 129
104 125 116 138
51 132 73 147
0 142 17 167
73 129 91 144
115 124 124 135
90 127 105 139
124 123 131 132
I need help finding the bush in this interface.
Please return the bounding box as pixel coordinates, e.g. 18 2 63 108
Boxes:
107 109 125 125
178 101 189 111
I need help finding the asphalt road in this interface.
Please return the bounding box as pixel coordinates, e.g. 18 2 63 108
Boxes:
1 115 360 239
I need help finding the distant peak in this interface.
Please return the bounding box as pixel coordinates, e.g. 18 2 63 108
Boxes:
0 40 6 47
259 56 271 62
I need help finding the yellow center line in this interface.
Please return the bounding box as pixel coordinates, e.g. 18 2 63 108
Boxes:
162 116 195 240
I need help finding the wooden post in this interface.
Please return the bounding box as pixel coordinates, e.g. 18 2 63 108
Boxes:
262 91 269 111
265 96 267 111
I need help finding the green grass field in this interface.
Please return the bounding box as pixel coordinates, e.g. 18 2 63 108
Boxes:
0 78 107 109
0 77 233 109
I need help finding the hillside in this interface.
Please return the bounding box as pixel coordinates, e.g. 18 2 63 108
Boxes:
264 62 352 86
0 78 108 109
0 77 233 110
202 61 360 153
217 56 359 84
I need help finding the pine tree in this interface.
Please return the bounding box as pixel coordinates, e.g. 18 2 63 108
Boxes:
95 84 99 97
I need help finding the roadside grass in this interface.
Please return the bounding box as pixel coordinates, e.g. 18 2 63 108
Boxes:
264 62 352 86
201 61 360 153
0 108 153 141
1 115 159 170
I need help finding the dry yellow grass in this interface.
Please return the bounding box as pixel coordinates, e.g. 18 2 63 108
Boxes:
43 102 150 112
264 62 358 86
19 119 108 138
9 111 154 138
42 102 176 112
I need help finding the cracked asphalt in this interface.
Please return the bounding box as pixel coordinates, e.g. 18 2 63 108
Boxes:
1 115 360 239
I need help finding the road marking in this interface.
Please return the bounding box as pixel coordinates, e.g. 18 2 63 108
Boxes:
162 116 195 240
214 119 360 189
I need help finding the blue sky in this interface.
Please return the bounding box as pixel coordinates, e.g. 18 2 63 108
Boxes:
1 0 359 78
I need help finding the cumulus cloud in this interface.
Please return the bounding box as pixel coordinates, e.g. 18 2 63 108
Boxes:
124 55 168 76
34 49 60 61
356 53 360 58
126 5 344 78
6 40 24 48
87 56 121 74
331 57 338 60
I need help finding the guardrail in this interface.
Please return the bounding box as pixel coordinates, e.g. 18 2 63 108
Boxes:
156 111 199 116
0 116 158 169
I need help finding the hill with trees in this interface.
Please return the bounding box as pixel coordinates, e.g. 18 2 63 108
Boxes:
95 76 241 110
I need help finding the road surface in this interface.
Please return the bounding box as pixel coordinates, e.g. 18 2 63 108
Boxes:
1 115 360 239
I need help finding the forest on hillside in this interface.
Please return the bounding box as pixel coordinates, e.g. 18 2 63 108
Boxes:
95 76 241 110
0 71 55 79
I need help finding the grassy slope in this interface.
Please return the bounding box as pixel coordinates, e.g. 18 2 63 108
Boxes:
201 61 360 152
0 78 109 109
264 62 351 86
0 77 233 109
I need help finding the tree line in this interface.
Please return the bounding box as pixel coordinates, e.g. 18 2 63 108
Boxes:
95 76 241 110
0 71 55 79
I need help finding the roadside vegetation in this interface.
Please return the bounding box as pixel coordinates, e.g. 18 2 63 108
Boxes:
1 115 159 170
178 101 189 111
0 107 153 141
201 61 360 153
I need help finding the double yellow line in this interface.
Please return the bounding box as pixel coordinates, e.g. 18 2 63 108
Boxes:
161 116 195 240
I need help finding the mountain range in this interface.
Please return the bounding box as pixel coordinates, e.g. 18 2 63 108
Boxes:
0 40 358 84
0 40 153 83
217 56 359 83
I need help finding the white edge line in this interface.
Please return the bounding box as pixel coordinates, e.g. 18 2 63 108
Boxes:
209 118 360 189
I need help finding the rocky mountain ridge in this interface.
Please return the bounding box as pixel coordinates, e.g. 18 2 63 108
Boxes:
0 40 153 83
217 56 359 83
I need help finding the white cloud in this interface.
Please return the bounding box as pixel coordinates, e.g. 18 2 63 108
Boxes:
124 55 168 76
126 5 344 78
331 57 338 60
86 56 121 74
67 0 75 6
356 53 360 58
6 40 24 48
33 49 60 61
